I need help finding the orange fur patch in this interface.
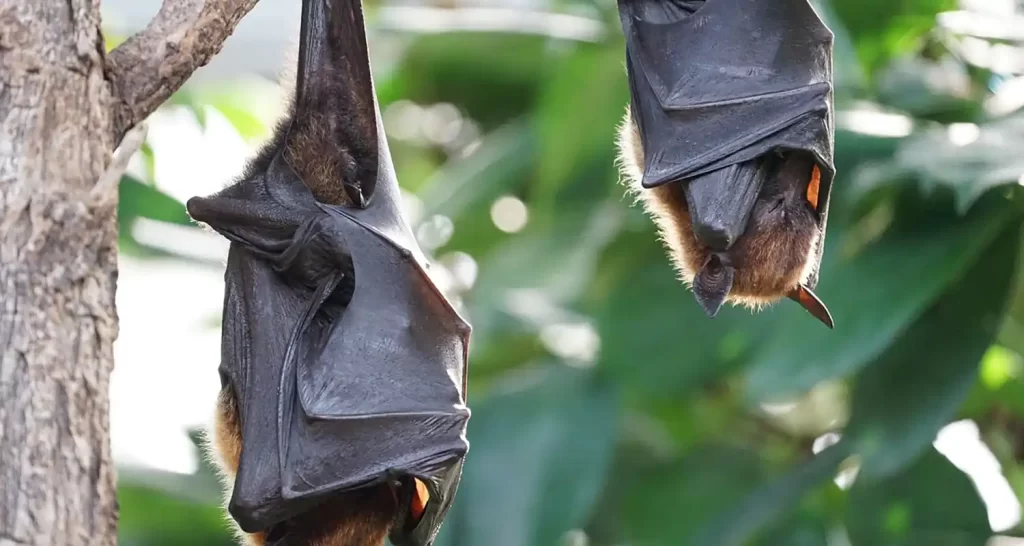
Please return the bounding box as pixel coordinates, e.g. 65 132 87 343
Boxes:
207 387 395 546
807 164 820 210
410 478 430 523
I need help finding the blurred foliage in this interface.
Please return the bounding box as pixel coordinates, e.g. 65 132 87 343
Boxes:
113 0 1024 545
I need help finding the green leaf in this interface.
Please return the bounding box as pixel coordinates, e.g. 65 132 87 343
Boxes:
437 364 619 546
533 41 629 214
620 445 767 546
744 197 1016 402
830 0 956 78
812 0 867 97
118 484 234 546
468 203 623 340
692 444 851 546
394 33 552 130
843 218 1022 480
853 115 1024 214
596 231 764 399
875 56 981 123
118 175 193 228
846 448 991 546
419 121 534 221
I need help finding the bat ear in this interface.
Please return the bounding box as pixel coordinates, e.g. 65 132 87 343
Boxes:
692 255 734 318
787 284 834 329
295 0 379 206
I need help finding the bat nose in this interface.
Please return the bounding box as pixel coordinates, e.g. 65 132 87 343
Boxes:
693 222 735 251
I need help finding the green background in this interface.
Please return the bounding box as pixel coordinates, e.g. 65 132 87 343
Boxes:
109 1 1024 545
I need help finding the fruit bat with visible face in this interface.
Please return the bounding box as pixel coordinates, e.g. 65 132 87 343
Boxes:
614 0 836 328
185 0 471 545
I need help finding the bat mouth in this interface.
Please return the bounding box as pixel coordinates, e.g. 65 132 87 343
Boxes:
683 159 768 251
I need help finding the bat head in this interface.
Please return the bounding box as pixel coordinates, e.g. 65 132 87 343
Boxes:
617 110 833 328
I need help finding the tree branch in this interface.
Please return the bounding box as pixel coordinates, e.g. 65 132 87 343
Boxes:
105 0 260 144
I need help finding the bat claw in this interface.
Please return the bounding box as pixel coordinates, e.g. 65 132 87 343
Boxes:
787 284 834 329
344 183 368 208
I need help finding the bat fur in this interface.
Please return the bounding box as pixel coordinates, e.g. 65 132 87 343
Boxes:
201 31 396 546
615 106 821 311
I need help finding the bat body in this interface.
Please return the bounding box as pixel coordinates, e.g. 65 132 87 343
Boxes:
187 0 471 545
614 0 836 327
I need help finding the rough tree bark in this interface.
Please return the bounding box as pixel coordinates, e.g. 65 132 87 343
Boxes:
0 0 258 544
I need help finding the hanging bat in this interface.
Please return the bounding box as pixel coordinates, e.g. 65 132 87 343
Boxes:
185 0 471 544
614 0 836 328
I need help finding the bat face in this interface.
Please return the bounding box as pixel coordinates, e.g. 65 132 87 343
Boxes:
188 0 471 545
617 110 833 328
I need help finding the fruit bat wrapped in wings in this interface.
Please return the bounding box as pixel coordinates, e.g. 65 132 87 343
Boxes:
185 0 470 545
614 0 836 328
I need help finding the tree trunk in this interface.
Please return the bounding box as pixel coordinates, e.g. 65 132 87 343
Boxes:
0 1 119 544
0 0 259 542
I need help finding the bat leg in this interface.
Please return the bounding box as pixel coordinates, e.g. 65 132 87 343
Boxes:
205 385 267 546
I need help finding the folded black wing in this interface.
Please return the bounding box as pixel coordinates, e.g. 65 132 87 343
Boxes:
186 0 470 544
618 0 836 286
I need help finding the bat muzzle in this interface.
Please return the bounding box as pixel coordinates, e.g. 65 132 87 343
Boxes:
683 159 768 251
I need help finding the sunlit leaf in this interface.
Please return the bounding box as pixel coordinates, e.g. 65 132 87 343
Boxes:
620 445 766 546
533 40 629 215
843 218 1021 479
692 444 851 546
436 364 619 546
118 175 193 228
830 0 956 77
846 448 991 545
852 114 1024 213
745 197 1016 402
118 484 234 546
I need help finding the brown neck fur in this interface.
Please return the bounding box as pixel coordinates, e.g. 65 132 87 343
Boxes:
269 486 397 546
615 107 819 309
207 386 398 546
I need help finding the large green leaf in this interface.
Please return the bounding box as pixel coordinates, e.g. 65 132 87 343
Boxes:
418 121 534 221
393 32 552 129
118 175 193 228
842 219 1021 480
852 114 1024 213
692 443 852 546
436 364 618 546
846 448 991 546
620 445 766 546
596 231 764 399
830 0 956 78
468 203 623 340
744 197 1015 402
118 484 234 546
533 40 629 215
